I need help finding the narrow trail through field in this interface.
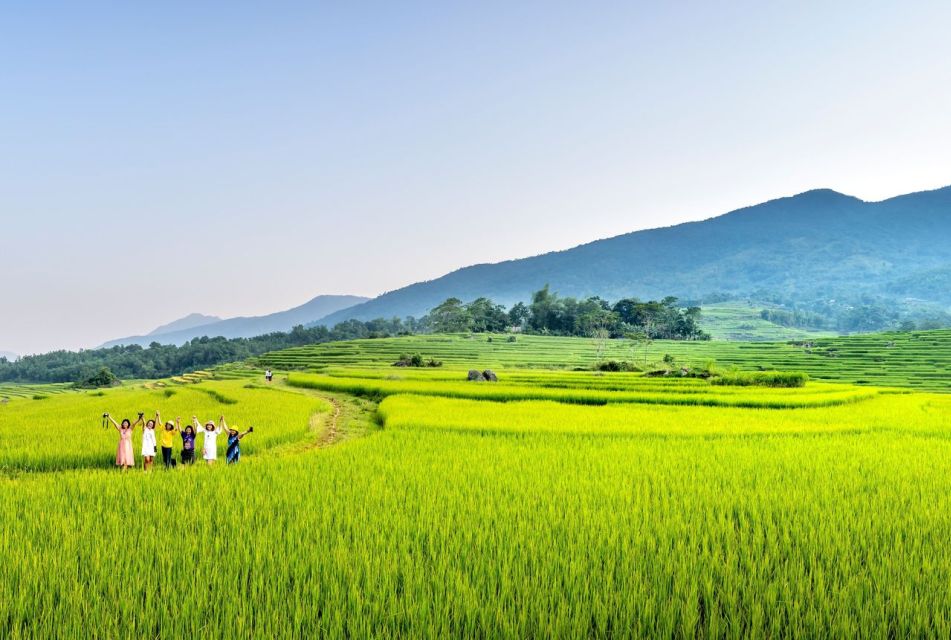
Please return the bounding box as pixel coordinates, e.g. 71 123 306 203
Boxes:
315 396 342 448
272 376 378 454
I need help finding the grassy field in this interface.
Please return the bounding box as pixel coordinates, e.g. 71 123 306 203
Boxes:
258 328 951 392
2 334 951 637
699 301 835 341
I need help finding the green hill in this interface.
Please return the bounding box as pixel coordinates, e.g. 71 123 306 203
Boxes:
316 187 951 328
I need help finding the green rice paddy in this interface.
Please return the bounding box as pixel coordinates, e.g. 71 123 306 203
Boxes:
258 329 951 392
2 331 950 637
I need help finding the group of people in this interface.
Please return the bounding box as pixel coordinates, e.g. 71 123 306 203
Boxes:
106 411 252 470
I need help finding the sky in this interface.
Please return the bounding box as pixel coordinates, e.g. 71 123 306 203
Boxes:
3 1 951 355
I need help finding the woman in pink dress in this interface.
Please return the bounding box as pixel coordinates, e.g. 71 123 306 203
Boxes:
107 413 142 469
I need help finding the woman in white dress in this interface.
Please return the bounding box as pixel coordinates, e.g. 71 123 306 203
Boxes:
193 416 224 465
141 415 158 472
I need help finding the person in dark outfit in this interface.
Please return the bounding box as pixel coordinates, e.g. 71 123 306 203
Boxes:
224 423 253 464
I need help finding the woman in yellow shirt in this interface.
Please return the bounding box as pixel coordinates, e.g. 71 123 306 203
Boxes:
156 411 179 469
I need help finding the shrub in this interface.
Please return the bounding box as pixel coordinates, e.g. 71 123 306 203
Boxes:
394 354 442 368
595 360 638 372
75 367 120 389
393 354 415 367
711 371 809 388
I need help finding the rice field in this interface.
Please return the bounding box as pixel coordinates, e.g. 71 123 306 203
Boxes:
258 329 951 392
699 301 835 341
2 335 951 637
287 371 875 409
0 381 72 401
0 380 327 473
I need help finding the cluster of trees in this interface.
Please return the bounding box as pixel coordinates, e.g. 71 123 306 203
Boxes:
749 290 950 333
428 286 709 340
759 308 827 330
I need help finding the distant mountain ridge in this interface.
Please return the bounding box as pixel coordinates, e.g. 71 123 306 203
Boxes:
102 295 369 348
312 186 951 326
148 313 222 336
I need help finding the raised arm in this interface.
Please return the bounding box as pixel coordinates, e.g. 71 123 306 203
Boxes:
238 427 253 440
133 414 145 429
218 416 227 434
192 416 201 431
176 416 182 433
107 414 120 431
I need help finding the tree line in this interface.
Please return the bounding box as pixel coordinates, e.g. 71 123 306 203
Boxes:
0 321 408 384
428 286 709 340
0 286 706 383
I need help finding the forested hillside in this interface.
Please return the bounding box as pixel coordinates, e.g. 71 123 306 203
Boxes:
316 187 951 329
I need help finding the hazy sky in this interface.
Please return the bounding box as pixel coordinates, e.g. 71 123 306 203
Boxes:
3 1 951 355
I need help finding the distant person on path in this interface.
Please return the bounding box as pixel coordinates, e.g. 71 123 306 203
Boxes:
265 369 273 383
107 413 142 470
224 422 253 464
180 423 197 465
156 411 178 469
194 416 224 465
141 416 158 472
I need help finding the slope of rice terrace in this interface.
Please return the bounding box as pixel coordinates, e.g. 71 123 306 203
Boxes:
4 329 951 635
257 328 951 392
699 301 836 341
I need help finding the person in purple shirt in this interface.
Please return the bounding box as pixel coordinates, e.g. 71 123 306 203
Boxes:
180 424 197 465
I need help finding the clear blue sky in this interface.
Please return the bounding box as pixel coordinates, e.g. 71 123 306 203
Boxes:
3 1 951 354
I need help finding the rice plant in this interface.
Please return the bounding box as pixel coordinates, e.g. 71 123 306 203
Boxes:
2 337 951 637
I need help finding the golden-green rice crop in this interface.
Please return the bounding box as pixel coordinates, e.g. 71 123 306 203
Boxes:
2 341 951 637
288 371 875 408
378 391 951 437
0 380 327 472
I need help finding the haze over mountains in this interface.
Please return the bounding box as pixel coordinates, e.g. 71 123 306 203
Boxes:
103 295 368 348
314 186 951 327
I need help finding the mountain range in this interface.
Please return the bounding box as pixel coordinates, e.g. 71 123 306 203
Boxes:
313 186 951 326
101 185 951 347
102 295 368 348
147 313 222 336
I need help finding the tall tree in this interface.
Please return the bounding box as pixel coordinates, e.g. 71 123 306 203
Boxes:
429 298 473 333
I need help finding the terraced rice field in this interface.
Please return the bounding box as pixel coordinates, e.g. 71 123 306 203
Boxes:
699 301 835 341
0 382 72 401
288 370 874 409
258 329 951 392
3 334 951 637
